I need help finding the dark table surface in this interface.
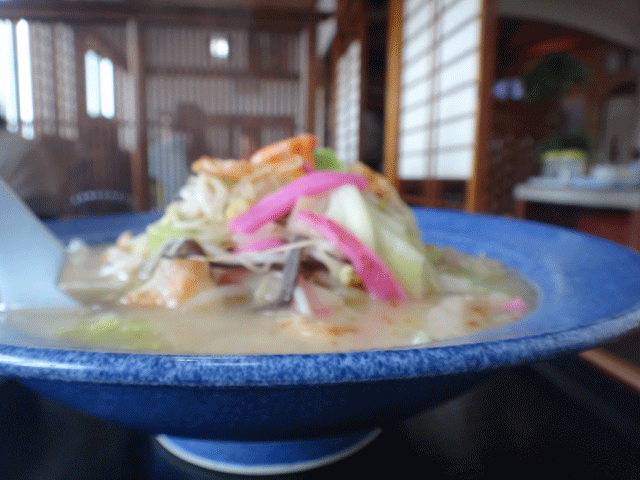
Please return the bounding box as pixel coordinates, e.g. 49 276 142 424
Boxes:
3 353 640 480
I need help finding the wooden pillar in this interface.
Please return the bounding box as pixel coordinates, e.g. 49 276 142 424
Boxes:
126 19 149 211
74 30 87 143
382 0 403 189
357 0 368 166
514 200 527 220
465 0 498 214
329 17 341 151
306 23 317 135
628 209 640 251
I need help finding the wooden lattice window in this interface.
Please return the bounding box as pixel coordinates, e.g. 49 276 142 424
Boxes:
54 23 78 141
0 19 34 138
0 19 19 131
0 19 78 140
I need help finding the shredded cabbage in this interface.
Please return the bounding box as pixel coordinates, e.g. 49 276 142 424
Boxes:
322 184 441 298
57 313 171 351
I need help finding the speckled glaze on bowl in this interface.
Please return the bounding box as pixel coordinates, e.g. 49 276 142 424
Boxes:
1 209 639 441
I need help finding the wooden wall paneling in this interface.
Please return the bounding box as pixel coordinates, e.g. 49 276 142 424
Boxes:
76 28 127 139
145 67 299 81
465 0 498 214
127 19 149 211
81 26 128 69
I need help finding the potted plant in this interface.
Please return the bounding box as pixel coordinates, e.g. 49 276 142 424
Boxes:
525 51 592 176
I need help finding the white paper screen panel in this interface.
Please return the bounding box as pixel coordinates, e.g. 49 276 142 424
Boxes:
335 40 361 165
438 83 478 120
54 23 77 141
398 0 481 180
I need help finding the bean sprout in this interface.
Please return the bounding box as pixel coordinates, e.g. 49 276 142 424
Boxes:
100 156 308 282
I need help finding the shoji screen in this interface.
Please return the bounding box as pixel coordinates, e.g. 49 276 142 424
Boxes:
335 40 361 165
398 0 481 180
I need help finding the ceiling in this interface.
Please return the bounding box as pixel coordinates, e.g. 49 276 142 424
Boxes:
0 0 328 25
499 0 640 49
56 0 321 11
136 0 318 9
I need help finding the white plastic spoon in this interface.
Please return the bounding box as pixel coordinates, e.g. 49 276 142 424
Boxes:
0 177 79 310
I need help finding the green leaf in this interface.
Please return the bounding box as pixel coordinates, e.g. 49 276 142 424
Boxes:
314 148 347 171
145 223 199 255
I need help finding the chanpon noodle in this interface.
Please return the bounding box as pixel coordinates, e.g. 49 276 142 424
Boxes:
6 135 535 354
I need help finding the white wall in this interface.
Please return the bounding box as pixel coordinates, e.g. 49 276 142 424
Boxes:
499 0 640 49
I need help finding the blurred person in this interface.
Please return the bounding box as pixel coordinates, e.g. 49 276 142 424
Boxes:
239 131 259 160
148 111 190 207
148 104 208 207
362 109 383 172
173 103 208 167
68 123 133 216
0 116 61 219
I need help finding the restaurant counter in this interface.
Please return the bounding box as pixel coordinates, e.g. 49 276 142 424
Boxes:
513 183 640 250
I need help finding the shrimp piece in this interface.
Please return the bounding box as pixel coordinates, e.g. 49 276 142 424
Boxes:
122 258 216 308
251 156 306 185
249 134 317 172
348 162 406 210
281 315 358 345
116 231 134 252
191 156 254 181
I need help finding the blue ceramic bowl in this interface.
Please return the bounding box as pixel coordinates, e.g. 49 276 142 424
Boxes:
1 209 640 442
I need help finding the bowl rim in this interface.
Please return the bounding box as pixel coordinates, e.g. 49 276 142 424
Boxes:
0 302 638 387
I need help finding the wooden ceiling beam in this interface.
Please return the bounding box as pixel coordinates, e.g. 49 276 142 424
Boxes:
0 1 330 29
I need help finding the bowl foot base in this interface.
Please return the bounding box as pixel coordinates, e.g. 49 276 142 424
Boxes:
155 428 381 475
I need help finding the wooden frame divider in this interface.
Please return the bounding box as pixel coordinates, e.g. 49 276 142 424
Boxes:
464 0 497 213
306 23 317 135
382 0 403 189
126 19 149 211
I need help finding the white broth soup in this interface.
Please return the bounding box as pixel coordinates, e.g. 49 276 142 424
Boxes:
4 136 536 354
6 247 535 354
